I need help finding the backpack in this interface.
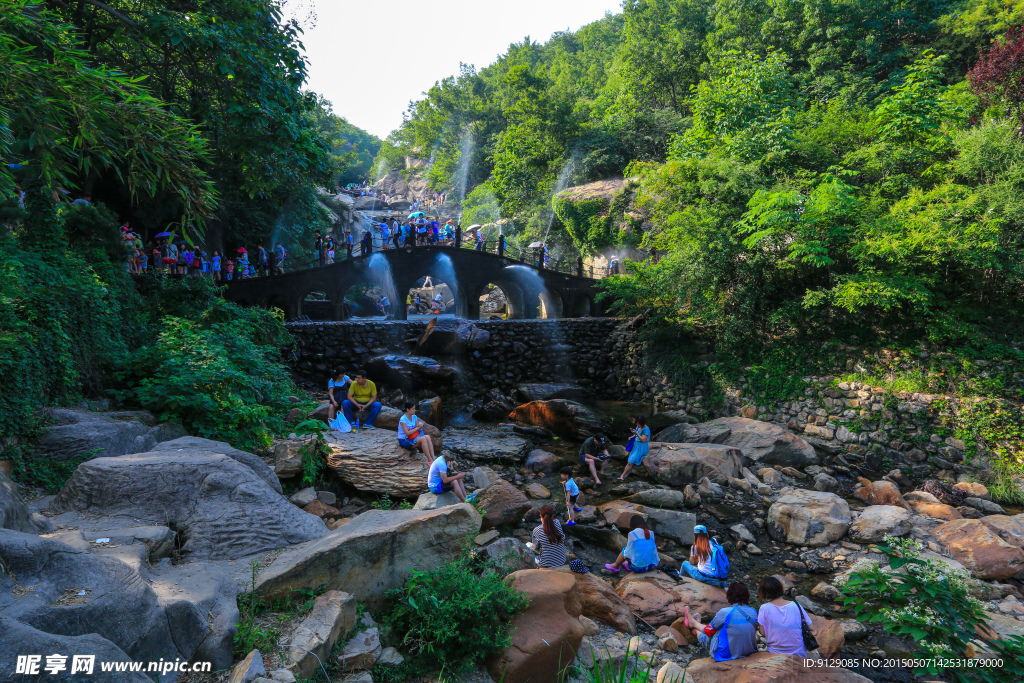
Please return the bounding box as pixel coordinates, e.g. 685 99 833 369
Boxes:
709 538 730 579
711 606 757 661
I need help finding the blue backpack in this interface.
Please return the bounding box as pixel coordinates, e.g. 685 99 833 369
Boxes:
709 538 730 579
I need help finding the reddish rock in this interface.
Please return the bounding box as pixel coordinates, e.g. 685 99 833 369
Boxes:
557 567 636 634
810 614 845 658
475 480 531 529
684 652 870 683
908 501 963 521
508 399 605 439
643 444 744 487
932 518 1024 580
615 574 728 627
852 478 911 511
486 569 583 683
979 515 1024 549
303 500 343 518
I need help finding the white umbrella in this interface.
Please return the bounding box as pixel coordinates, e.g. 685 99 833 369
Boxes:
528 241 545 248
465 224 483 232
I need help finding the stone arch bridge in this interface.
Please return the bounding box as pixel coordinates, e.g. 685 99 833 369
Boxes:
222 246 608 321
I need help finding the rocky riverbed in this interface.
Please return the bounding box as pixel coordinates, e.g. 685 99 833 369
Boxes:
3 359 1024 683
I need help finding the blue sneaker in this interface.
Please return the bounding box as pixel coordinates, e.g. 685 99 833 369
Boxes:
573 506 583 512
465 493 477 503
565 520 577 526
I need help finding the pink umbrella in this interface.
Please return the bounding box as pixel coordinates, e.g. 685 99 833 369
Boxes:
237 247 247 253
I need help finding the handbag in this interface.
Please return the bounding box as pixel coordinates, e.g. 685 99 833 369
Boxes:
795 601 819 652
625 436 636 452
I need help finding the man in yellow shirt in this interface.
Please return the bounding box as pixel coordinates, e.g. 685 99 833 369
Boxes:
343 369 381 429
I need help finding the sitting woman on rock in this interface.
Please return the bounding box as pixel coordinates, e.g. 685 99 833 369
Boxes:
604 515 660 573
680 581 758 661
681 525 727 587
756 575 814 657
531 505 567 568
399 402 435 460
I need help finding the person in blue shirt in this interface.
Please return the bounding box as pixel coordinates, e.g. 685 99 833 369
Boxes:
619 415 651 481
681 582 758 662
327 370 351 421
560 467 581 526
398 401 435 460
211 251 221 280
605 515 660 573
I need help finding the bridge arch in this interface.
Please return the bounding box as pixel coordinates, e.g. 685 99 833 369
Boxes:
221 245 607 321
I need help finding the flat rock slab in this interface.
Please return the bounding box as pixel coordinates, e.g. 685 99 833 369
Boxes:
684 652 870 683
325 429 434 497
253 505 481 608
1 469 52 534
514 383 589 402
644 444 744 486
50 449 326 561
441 429 531 462
657 417 819 468
0 617 151 682
152 436 283 494
768 488 851 547
32 408 187 462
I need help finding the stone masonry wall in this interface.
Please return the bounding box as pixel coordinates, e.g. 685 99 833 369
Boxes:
285 318 1012 478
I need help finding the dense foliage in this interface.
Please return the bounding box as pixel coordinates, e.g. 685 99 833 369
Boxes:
840 538 1024 682
379 0 1024 349
2 0 376 251
115 299 296 452
379 553 529 676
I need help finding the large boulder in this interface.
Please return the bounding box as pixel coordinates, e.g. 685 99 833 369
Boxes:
0 617 150 682
253 505 481 607
508 400 607 439
683 653 871 683
810 614 845 658
848 505 913 543
597 501 696 545
931 518 1024 580
479 537 535 573
615 574 728 627
981 515 1024 549
31 408 186 461
486 569 583 683
366 354 458 394
556 568 636 634
475 480 531 529
643 444 744 487
1 469 52 533
0 530 234 671
852 478 911 511
273 439 304 479
324 429 440 497
768 488 852 547
625 488 685 509
49 449 326 561
414 318 490 356
152 435 282 494
523 449 557 475
660 418 818 468
513 383 589 402
442 429 531 462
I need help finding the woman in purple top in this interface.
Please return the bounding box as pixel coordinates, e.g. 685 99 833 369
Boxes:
756 575 815 657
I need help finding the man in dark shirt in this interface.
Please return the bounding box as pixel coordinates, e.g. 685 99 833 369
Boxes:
314 230 324 267
579 433 610 485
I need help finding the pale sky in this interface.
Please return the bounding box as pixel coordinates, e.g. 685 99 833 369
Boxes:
292 0 624 140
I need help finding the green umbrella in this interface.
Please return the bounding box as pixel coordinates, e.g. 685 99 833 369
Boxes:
408 211 425 219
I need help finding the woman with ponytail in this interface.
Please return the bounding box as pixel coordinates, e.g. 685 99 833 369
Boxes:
682 525 727 587
531 505 567 568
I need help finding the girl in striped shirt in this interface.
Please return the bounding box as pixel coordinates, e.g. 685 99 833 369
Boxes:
531 505 567 568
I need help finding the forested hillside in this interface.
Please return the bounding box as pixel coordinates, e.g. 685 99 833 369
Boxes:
0 0 375 451
378 0 1024 354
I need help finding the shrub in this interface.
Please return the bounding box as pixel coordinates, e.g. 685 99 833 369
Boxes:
115 300 298 452
381 552 530 675
840 537 1024 682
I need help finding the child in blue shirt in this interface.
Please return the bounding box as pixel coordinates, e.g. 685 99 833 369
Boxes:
560 467 582 526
